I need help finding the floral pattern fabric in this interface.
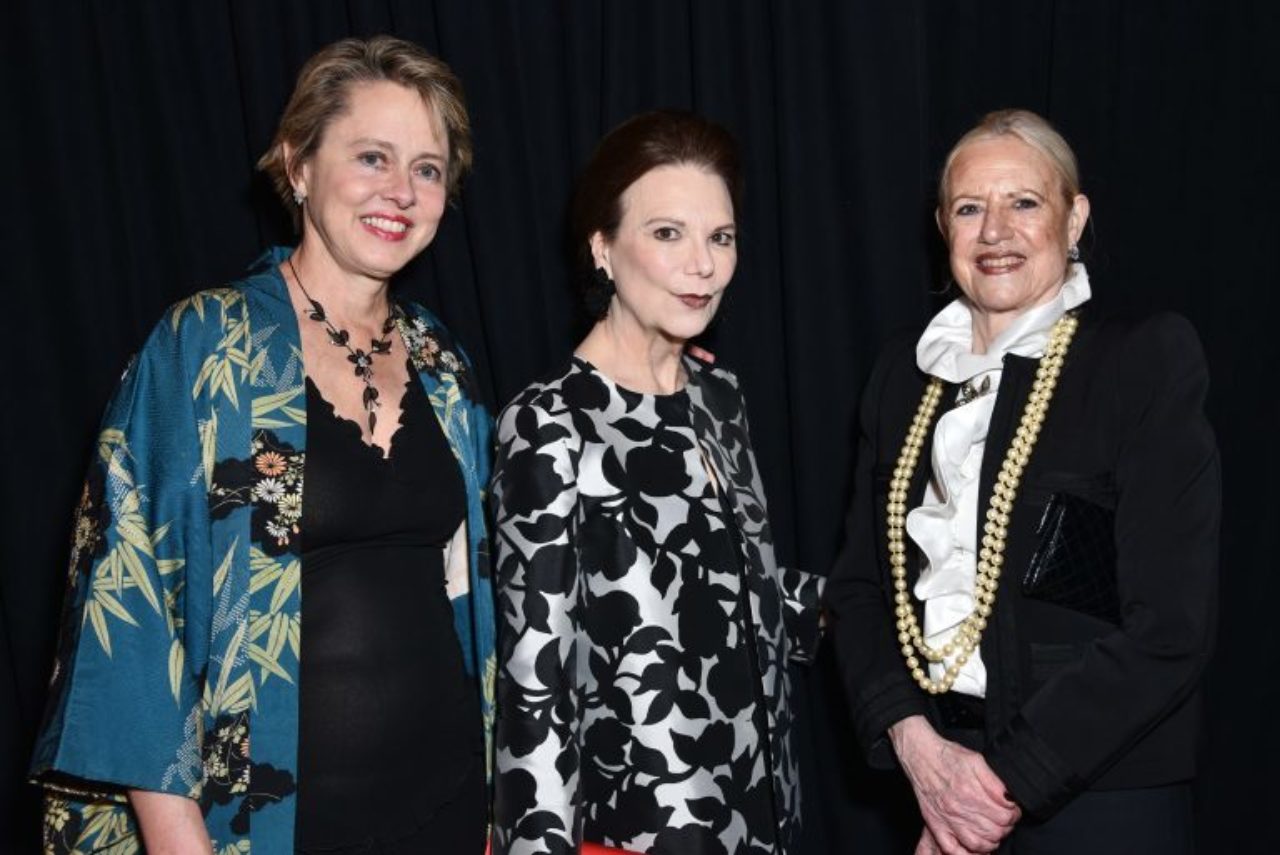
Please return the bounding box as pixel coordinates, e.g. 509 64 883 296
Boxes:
491 357 824 855
32 247 495 854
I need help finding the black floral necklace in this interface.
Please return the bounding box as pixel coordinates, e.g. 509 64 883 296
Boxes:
287 256 399 433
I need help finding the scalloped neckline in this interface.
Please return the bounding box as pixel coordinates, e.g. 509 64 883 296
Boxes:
305 364 417 462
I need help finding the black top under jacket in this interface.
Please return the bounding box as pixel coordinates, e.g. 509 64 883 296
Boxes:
294 370 480 848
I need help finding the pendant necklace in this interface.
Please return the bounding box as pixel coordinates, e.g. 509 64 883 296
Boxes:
287 256 398 433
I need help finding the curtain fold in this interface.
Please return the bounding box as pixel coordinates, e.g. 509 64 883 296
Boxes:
2 1 1274 851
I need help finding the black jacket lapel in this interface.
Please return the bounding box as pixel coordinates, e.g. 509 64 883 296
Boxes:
979 353 1038 726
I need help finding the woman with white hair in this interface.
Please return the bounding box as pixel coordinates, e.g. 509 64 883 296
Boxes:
826 109 1219 854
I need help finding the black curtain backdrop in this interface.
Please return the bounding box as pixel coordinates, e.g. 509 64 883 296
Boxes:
2 1 1275 852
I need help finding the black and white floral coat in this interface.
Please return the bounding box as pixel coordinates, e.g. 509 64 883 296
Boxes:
491 355 824 855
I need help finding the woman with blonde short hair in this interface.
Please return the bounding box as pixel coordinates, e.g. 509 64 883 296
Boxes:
31 35 494 854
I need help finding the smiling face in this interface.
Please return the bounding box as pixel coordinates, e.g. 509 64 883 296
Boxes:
939 135 1089 331
291 80 449 282
591 164 737 344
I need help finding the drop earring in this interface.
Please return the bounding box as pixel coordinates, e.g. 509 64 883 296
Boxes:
584 266 616 319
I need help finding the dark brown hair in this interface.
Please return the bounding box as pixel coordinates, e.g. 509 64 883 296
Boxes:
258 35 472 229
570 110 742 318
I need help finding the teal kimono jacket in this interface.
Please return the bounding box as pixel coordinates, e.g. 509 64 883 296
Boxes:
31 247 496 853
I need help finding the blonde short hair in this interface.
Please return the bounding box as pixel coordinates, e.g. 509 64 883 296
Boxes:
938 109 1080 213
258 35 472 228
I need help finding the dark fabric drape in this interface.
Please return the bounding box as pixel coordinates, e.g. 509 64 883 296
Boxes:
2 1 1275 851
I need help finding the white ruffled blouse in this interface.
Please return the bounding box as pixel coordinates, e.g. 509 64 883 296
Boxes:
908 265 1091 697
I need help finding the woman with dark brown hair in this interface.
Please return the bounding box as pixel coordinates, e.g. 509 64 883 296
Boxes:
31 36 494 854
491 111 824 855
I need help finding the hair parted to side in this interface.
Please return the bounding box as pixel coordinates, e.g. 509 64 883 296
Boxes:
938 109 1081 216
258 35 472 229
570 110 742 320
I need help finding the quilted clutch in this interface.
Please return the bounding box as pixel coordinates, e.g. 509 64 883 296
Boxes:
1021 491 1121 624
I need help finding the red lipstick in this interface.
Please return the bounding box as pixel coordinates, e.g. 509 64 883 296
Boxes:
360 213 414 242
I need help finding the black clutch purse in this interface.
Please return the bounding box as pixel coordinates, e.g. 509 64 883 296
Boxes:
1021 491 1121 624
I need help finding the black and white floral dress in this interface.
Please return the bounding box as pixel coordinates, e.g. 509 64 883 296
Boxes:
491 356 824 855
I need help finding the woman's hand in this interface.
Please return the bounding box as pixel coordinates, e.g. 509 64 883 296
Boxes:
915 826 969 855
889 715 1019 854
128 790 213 855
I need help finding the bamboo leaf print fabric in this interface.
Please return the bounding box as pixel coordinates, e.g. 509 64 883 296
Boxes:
32 248 496 854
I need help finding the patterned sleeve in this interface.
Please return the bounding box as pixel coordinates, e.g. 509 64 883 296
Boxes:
722 366 827 664
491 392 583 855
30 312 213 851
779 566 826 664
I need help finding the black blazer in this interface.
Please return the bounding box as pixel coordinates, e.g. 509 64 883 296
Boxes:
825 309 1220 819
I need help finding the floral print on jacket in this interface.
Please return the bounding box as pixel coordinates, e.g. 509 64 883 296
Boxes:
31 247 495 854
491 356 824 855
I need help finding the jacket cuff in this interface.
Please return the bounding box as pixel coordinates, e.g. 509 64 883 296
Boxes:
852 671 931 768
781 567 826 664
984 713 1087 819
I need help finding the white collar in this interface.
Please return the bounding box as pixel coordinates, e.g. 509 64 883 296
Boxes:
916 264 1091 383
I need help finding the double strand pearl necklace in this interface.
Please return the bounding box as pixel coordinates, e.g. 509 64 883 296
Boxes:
888 312 1079 694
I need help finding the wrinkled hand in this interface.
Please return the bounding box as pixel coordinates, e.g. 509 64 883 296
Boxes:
889 716 1019 854
914 826 958 855
915 826 976 855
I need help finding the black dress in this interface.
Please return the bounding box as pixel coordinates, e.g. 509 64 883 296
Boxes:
293 367 486 854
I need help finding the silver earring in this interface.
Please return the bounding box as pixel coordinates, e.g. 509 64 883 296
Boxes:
293 189 306 205
1068 244 1080 262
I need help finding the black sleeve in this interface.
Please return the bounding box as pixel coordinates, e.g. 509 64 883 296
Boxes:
824 340 931 767
985 313 1221 816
